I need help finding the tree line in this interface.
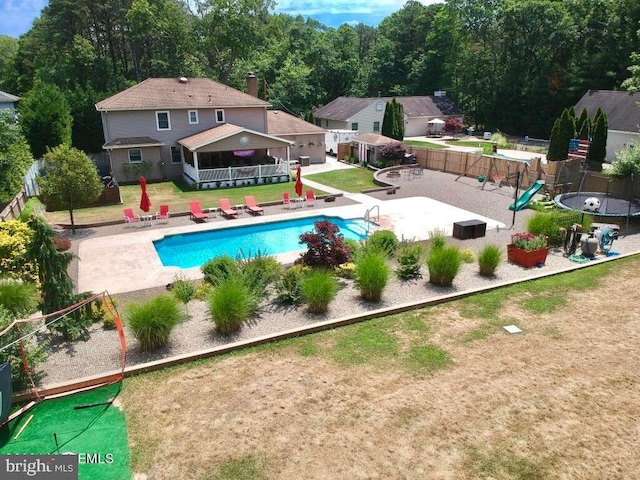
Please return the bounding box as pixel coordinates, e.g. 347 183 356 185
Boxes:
0 0 639 156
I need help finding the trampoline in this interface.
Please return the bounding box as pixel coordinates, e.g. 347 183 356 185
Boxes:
554 192 640 217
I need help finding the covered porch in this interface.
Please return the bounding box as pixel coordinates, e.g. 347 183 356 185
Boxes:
178 123 295 189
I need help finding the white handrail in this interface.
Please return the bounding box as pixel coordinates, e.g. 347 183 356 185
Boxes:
364 205 380 235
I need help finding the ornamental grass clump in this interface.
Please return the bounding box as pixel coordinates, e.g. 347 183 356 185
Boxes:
209 277 253 334
427 245 462 286
126 294 184 352
354 249 390 302
364 230 398 257
301 269 338 313
511 232 548 251
478 244 502 276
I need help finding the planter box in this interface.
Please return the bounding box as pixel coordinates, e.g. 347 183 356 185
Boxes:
507 244 550 268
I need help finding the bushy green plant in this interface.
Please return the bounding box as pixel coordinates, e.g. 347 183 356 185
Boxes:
0 220 36 282
209 277 253 334
201 255 240 286
170 274 196 314
609 146 640 178
395 243 424 279
491 132 508 148
237 251 281 299
461 248 475 263
335 262 356 279
365 230 398 257
478 245 502 276
354 250 390 302
428 229 447 250
427 246 462 286
343 238 362 262
511 232 548 251
0 278 38 316
301 269 338 313
126 294 184 352
0 306 48 390
526 211 590 246
275 264 309 305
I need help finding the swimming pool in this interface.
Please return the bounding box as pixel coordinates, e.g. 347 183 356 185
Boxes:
153 215 371 268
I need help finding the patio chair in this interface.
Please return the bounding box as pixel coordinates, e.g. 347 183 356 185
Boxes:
123 208 140 225
305 189 315 207
219 198 238 218
244 196 264 215
282 192 293 209
155 204 170 223
189 201 208 222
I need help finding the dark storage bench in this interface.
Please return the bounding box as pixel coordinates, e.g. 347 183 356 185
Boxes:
453 219 487 240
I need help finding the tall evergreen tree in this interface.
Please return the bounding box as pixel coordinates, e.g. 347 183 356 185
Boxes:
547 108 576 161
394 100 405 140
382 100 397 138
588 108 608 167
576 108 590 139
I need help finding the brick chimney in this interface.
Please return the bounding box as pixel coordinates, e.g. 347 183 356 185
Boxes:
246 72 258 97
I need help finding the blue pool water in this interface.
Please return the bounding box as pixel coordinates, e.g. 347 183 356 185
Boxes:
153 215 370 268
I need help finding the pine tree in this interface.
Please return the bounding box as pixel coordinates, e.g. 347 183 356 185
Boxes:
547 108 575 161
547 118 563 161
382 100 396 138
588 109 608 167
576 108 590 140
394 100 405 141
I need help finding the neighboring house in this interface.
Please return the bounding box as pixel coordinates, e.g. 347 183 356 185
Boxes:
0 91 20 114
352 133 401 164
266 110 326 164
573 90 640 160
96 75 304 187
313 92 464 138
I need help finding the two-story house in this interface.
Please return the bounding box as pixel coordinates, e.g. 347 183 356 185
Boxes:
96 75 325 188
313 92 464 138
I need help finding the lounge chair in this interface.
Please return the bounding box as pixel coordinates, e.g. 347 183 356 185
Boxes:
219 198 238 218
189 201 208 222
155 204 170 222
244 196 264 215
124 208 140 225
282 192 293 209
305 189 315 207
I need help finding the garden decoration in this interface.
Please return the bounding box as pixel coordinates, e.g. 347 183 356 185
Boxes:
507 232 550 268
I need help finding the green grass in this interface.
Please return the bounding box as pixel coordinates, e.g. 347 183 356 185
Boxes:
331 322 399 365
404 140 448 149
445 140 491 148
204 455 268 480
405 345 451 372
465 446 555 480
303 168 376 192
47 179 330 224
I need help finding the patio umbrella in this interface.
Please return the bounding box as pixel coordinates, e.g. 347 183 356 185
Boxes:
295 165 303 197
139 176 151 213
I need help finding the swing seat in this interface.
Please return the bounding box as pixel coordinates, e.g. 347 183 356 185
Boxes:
492 174 506 187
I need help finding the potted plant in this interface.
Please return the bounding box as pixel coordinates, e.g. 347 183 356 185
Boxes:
507 232 550 268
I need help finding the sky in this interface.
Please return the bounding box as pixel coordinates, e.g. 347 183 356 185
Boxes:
0 0 443 39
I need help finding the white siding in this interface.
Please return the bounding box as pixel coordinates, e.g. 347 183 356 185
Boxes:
607 130 640 160
348 102 386 134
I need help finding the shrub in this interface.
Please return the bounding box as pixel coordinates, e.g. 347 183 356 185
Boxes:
396 242 425 280
126 294 183 352
0 278 38 316
52 236 71 252
335 262 356 279
461 248 475 263
298 220 350 268
209 277 253 334
170 274 196 315
478 245 502 276
427 246 462 286
194 281 212 300
491 132 508 148
344 238 364 262
354 250 390 302
428 229 447 251
201 255 240 286
365 230 398 257
0 220 36 282
526 211 590 246
301 269 338 313
609 146 640 178
275 264 308 305
237 251 281 300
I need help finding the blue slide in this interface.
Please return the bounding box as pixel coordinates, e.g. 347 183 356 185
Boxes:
509 180 545 211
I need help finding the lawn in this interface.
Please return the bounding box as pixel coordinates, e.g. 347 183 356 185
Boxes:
404 140 448 149
445 140 491 148
120 256 640 479
44 167 377 225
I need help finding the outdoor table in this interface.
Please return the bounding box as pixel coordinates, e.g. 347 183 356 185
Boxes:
234 204 245 214
140 214 154 227
207 207 218 218
294 197 305 209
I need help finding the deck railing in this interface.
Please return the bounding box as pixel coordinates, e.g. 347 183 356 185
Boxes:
183 163 293 187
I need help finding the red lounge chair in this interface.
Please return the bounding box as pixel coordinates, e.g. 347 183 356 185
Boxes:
282 192 293 209
305 189 315 207
189 201 208 222
219 198 238 218
155 204 170 222
123 208 140 225
244 196 264 215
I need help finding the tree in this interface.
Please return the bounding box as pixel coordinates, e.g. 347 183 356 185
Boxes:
444 117 462 136
382 98 404 141
0 35 18 90
18 81 73 159
576 108 591 140
380 142 407 164
546 108 575 161
38 145 103 233
588 108 608 167
622 51 640 93
0 110 33 202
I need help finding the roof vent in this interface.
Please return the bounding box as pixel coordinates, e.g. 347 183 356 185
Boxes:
178 77 189 83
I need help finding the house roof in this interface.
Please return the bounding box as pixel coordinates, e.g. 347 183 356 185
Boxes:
178 123 293 151
96 78 271 111
574 90 640 133
267 110 326 135
103 136 164 149
353 133 398 146
0 91 20 103
313 95 463 121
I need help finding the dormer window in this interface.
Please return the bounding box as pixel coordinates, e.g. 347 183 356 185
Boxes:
188 110 198 124
215 109 225 123
156 111 171 130
376 101 384 111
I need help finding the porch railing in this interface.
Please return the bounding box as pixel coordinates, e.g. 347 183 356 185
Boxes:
184 163 292 186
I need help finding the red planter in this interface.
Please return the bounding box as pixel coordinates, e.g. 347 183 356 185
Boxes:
507 244 550 268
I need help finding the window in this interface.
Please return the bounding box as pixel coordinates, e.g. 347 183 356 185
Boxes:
215 109 225 123
156 111 170 130
325 120 329 128
171 146 182 164
376 102 384 111
128 149 142 163
351 122 358 131
373 121 380 132
188 110 198 124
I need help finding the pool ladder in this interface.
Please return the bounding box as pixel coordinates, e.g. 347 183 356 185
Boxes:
364 205 380 236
